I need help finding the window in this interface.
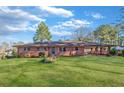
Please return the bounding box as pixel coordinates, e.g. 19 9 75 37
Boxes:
59 47 62 52
24 47 30 51
95 47 98 51
39 47 45 51
27 48 30 51
37 47 39 51
63 47 66 52
44 48 47 51
59 47 66 52
75 47 78 51
24 47 26 51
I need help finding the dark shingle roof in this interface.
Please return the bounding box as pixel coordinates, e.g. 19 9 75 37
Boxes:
14 41 112 47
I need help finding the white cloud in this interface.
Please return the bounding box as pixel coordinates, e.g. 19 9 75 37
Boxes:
53 19 91 29
85 11 104 19
0 6 45 35
50 18 91 36
60 19 91 28
0 6 44 21
39 6 74 18
51 31 72 36
5 24 36 32
91 12 104 19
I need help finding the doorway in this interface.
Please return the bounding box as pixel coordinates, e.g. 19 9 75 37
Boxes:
51 47 56 55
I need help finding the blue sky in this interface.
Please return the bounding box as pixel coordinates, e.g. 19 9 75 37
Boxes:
0 6 122 43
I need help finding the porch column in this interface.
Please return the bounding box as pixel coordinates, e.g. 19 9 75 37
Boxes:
47 47 50 57
57 47 60 56
69 47 71 56
71 47 73 56
95 46 98 55
100 47 102 55
108 46 111 54
91 48 93 54
82 46 84 55
17 47 20 57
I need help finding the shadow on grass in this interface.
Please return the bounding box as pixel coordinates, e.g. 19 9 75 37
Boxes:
74 65 124 75
39 58 53 64
55 63 124 75
89 61 124 68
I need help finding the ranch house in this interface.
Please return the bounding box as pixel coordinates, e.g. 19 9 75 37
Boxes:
14 41 112 57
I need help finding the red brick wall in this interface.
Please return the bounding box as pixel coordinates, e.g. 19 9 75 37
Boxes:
17 46 109 57
18 47 49 57
57 47 84 56
17 46 84 57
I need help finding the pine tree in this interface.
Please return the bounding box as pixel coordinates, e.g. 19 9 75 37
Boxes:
33 22 51 42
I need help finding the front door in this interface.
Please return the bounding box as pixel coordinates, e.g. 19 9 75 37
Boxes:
51 47 56 55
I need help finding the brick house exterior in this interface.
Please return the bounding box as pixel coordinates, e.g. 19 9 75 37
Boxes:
14 41 112 57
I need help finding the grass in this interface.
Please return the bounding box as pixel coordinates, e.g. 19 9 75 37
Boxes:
0 55 124 86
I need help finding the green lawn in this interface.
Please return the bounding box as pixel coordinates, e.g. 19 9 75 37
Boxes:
0 56 124 87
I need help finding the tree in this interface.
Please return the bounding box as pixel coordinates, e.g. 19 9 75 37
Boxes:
12 41 25 57
83 33 94 42
33 22 51 42
1 42 9 50
115 7 124 45
93 24 117 44
16 41 24 44
72 26 93 42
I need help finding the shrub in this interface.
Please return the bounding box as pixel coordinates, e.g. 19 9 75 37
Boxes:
40 57 53 63
12 50 18 58
11 48 18 58
109 48 117 55
39 52 45 58
106 54 111 57
39 52 55 63
117 51 122 56
122 50 124 56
